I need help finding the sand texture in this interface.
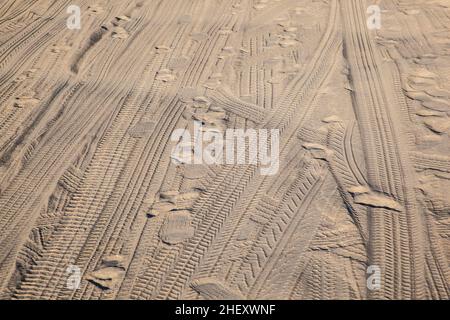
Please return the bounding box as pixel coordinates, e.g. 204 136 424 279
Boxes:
0 0 449 300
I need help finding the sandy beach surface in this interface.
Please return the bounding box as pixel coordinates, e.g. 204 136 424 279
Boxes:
0 0 449 300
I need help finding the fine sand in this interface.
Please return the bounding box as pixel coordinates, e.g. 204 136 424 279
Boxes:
0 0 449 300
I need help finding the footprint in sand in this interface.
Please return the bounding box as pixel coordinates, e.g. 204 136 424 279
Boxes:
155 45 172 54
112 15 131 27
155 69 176 82
115 15 131 22
15 69 38 82
159 210 195 245
88 4 104 14
147 190 200 217
13 92 39 108
50 44 71 54
111 26 129 39
86 256 126 290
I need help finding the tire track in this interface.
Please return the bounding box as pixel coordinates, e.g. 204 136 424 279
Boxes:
341 0 426 299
